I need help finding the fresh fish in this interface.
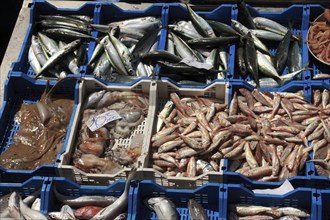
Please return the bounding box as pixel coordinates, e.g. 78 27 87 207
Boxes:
250 29 284 41
58 41 80 74
288 40 302 74
8 192 23 220
169 21 202 40
31 35 48 66
89 35 108 66
236 39 247 77
42 28 95 41
28 47 42 74
275 26 292 74
186 36 238 47
188 199 209 220
207 20 241 37
104 38 129 75
256 51 281 81
276 207 310 217
48 205 77 220
237 0 256 29
145 197 179 220
93 53 111 78
20 195 48 220
231 19 270 55
74 206 103 220
91 167 137 220
35 39 82 78
131 28 159 60
184 2 215 37
54 188 117 208
244 33 259 87
38 32 59 56
171 33 201 62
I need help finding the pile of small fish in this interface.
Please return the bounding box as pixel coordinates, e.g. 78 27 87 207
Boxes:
0 80 74 170
29 14 93 78
306 89 330 178
229 204 310 219
145 197 209 220
0 190 47 220
308 8 330 65
143 3 239 85
150 93 227 177
234 0 309 88
49 167 136 220
72 90 149 174
89 16 161 81
151 87 330 181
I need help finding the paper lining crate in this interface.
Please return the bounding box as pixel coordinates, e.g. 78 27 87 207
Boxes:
131 180 221 220
42 177 135 219
139 79 228 189
58 77 154 185
221 80 314 189
84 3 167 85
158 3 236 85
10 0 97 79
220 184 318 220
231 4 311 85
0 73 79 183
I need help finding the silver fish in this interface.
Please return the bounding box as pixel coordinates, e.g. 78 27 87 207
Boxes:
20 195 47 220
145 197 179 220
48 205 76 220
91 167 137 220
188 199 209 220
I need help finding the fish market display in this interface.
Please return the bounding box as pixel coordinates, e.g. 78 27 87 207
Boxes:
88 16 162 81
29 14 92 78
150 87 330 181
235 0 308 87
49 167 136 220
0 80 74 170
307 8 330 65
72 90 148 174
229 204 310 219
0 190 47 219
144 3 239 84
306 89 330 178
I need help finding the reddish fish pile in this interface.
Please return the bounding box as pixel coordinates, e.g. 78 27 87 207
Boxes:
151 88 330 181
307 89 330 178
229 204 310 219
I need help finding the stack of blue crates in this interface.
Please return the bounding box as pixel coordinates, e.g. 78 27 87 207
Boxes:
0 0 329 219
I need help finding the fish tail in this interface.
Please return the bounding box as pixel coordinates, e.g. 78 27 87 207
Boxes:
179 0 189 6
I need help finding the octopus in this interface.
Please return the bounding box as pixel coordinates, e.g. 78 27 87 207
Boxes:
0 80 74 170
307 9 330 64
72 90 149 174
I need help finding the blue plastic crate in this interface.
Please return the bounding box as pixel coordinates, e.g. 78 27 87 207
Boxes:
0 176 48 214
158 3 235 87
316 189 330 219
10 0 97 78
232 4 311 85
84 3 167 85
43 177 135 219
221 184 318 220
0 73 79 182
307 4 330 79
222 80 313 188
131 180 221 220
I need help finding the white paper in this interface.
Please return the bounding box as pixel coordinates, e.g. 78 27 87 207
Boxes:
252 179 295 195
86 110 122 132
180 57 213 70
